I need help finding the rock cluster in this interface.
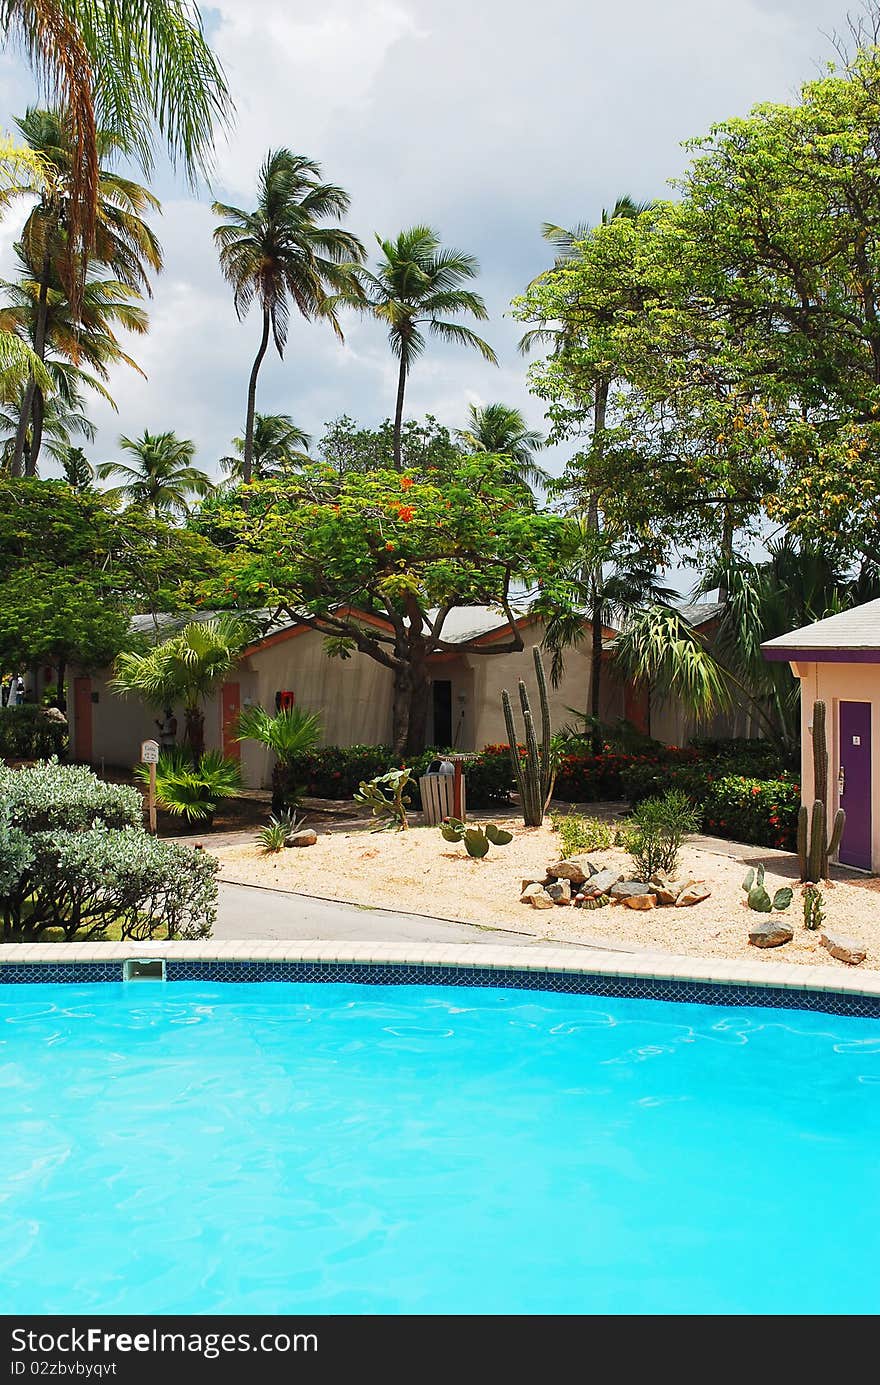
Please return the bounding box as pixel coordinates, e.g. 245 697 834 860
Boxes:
519 859 711 911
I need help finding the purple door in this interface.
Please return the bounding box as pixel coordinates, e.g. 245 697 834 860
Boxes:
838 701 872 871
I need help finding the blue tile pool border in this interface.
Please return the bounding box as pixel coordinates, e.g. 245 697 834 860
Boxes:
1 957 879 1018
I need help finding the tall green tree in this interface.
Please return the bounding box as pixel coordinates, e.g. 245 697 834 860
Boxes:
220 411 311 483
196 458 570 754
317 413 462 475
0 0 230 307
213 150 365 483
0 107 162 475
97 430 212 517
0 248 148 472
358 226 497 469
456 402 548 490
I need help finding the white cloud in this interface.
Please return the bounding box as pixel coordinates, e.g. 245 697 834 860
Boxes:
0 0 850 482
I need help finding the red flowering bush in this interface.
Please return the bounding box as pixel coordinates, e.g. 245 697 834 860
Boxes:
702 775 800 851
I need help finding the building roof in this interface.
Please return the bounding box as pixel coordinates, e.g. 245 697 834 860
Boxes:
762 597 880 663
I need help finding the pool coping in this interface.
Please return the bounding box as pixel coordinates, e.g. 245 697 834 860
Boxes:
0 941 875 997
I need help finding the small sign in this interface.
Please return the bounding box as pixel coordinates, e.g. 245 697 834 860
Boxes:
852 735 861 746
141 739 160 764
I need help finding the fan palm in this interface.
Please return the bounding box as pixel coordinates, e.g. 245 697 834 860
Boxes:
97 429 211 517
358 226 497 469
456 402 548 490
213 149 365 483
0 107 162 474
112 615 255 757
235 704 323 807
220 411 312 482
0 0 230 308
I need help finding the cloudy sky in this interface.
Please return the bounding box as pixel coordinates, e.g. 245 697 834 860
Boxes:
0 0 851 483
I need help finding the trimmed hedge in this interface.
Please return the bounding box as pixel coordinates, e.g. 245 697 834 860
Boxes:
276 737 799 853
275 743 514 809
0 705 67 761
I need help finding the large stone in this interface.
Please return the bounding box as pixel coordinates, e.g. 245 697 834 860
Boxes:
609 880 653 901
624 892 656 910
547 858 592 885
675 881 711 908
582 868 621 898
820 930 866 966
648 872 683 905
547 880 572 904
749 919 793 948
528 887 556 910
284 829 317 848
521 876 549 893
520 882 547 904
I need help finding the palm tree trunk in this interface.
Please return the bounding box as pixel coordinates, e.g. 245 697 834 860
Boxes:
243 306 271 485
12 253 51 479
183 706 205 760
590 586 604 754
29 386 45 475
718 506 735 602
392 355 407 471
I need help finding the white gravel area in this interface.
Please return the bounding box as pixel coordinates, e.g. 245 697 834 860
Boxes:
211 818 880 972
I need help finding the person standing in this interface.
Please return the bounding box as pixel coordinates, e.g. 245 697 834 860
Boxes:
156 707 178 751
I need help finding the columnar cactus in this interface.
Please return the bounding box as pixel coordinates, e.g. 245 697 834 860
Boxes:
798 699 846 882
501 648 553 827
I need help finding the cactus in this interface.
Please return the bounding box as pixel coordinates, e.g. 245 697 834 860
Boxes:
502 647 554 827
439 818 512 857
799 700 846 882
803 884 825 931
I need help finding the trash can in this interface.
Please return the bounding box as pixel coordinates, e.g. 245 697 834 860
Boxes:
419 759 465 825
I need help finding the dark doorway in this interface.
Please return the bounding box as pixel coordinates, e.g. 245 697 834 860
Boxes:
432 680 453 748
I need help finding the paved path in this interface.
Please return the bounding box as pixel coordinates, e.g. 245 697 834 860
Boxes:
215 881 626 948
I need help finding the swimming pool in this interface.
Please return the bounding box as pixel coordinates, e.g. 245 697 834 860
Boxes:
3 978 879 1315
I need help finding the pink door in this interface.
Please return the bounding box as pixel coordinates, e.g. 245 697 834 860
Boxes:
221 682 241 761
73 676 93 762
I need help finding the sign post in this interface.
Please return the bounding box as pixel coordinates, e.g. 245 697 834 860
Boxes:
141 739 160 834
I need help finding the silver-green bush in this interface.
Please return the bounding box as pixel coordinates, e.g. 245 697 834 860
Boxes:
0 761 217 941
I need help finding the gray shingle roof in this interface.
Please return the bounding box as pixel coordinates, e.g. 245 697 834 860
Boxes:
761 597 880 652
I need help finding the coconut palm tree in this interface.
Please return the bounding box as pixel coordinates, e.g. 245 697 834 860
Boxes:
456 402 548 490
220 411 312 483
358 226 497 469
0 384 94 474
213 150 365 483
0 0 230 308
613 541 880 754
0 248 148 471
0 107 162 475
537 515 673 751
97 430 212 517
111 615 254 757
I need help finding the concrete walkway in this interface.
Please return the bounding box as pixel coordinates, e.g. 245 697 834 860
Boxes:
215 881 625 948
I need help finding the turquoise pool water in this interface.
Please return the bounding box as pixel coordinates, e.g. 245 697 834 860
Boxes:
2 979 879 1315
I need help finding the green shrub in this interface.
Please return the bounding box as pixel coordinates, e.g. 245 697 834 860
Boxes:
628 790 700 879
0 705 68 762
0 758 142 831
273 743 514 809
134 748 243 824
0 762 217 941
702 775 800 851
550 811 616 856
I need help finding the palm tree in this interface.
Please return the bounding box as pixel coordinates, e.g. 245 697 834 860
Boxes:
0 0 230 308
456 402 548 489
235 703 323 808
111 615 254 757
0 384 94 473
0 107 162 475
213 150 365 483
0 249 148 471
537 515 673 751
613 541 880 753
220 411 312 483
358 226 497 469
97 430 212 517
